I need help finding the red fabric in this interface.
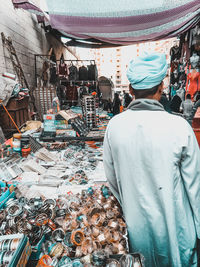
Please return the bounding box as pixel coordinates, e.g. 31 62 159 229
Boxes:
186 71 200 100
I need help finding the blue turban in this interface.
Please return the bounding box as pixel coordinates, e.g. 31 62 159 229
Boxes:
127 52 167 90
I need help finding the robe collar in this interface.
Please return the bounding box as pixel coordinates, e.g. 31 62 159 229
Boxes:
128 98 165 111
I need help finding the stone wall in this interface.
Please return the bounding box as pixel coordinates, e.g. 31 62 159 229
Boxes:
0 0 77 87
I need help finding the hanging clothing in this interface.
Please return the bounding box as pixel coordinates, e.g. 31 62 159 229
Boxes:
189 26 200 47
186 72 200 100
79 66 88 81
69 65 79 81
58 63 68 77
170 60 179 73
49 66 57 84
56 84 78 106
181 38 190 63
42 72 48 86
103 99 200 267
170 46 181 61
65 84 78 102
41 61 49 86
88 64 98 81
190 53 200 69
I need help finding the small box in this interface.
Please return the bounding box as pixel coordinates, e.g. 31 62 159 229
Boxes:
55 120 68 129
65 130 77 137
43 114 56 133
0 234 31 267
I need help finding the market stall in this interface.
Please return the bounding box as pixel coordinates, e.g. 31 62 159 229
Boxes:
0 129 145 266
0 0 199 266
167 23 200 144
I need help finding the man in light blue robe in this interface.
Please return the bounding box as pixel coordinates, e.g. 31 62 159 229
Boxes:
103 52 200 267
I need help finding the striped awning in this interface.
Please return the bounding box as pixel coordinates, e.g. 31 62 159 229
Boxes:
12 0 200 46
12 0 48 22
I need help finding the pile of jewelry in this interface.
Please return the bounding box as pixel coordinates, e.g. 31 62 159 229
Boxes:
37 252 143 266
0 197 57 246
39 186 128 260
0 186 128 255
63 145 101 171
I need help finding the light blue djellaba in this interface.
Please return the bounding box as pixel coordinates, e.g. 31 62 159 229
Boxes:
103 101 200 266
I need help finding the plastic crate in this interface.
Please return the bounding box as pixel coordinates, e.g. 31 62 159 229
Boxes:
0 234 30 267
0 191 15 210
0 182 15 209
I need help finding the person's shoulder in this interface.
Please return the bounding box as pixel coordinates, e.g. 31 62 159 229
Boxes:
107 110 128 126
167 111 184 120
166 112 191 131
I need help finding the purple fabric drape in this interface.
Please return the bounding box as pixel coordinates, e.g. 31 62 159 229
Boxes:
12 0 200 45
50 1 199 34
12 0 47 22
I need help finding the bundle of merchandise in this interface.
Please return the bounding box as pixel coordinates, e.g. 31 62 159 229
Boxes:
81 96 97 129
70 117 89 137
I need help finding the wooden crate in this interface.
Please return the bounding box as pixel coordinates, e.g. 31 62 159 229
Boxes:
0 97 29 137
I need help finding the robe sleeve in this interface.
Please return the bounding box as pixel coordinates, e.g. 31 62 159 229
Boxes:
180 125 200 238
103 126 121 204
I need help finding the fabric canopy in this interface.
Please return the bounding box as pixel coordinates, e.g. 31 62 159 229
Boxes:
12 0 48 22
12 0 200 46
